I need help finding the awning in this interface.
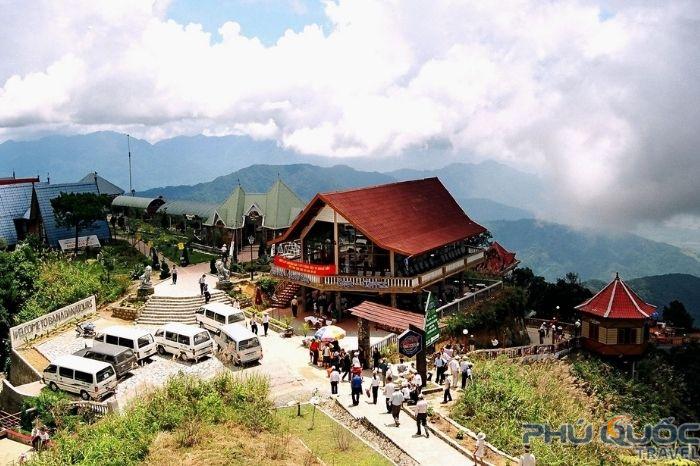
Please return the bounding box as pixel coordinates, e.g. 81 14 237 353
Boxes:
348 301 425 332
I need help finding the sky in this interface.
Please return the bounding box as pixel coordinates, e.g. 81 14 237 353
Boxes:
0 0 699 231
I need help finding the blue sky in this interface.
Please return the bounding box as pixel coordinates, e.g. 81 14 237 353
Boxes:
167 0 330 44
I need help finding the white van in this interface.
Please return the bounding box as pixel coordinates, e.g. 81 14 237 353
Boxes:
42 355 117 400
216 324 263 365
154 323 214 361
95 326 157 361
195 302 246 334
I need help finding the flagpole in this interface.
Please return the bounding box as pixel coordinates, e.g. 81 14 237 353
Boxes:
127 134 133 196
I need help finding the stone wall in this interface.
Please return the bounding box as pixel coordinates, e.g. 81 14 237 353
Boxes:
8 350 41 387
111 306 139 321
0 379 30 413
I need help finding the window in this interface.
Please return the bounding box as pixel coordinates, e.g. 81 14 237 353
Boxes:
227 313 244 324
138 335 153 348
117 350 134 362
589 322 599 342
196 307 204 315
165 331 177 342
155 329 164 337
178 334 190 345
238 338 260 350
74 371 93 383
106 334 119 345
206 310 215 319
618 328 636 345
96 366 115 382
59 367 74 378
44 364 57 374
193 332 210 345
118 337 134 348
215 313 226 324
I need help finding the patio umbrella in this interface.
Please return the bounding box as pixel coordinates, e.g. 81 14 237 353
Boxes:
314 325 346 342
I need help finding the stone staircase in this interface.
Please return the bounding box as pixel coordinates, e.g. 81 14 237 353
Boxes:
271 281 301 308
136 291 232 326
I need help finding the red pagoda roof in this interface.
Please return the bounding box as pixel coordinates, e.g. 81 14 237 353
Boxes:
272 178 486 257
477 241 519 275
575 274 656 320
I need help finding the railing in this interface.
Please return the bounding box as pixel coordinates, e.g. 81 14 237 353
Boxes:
371 333 398 354
70 400 111 415
0 411 21 432
270 265 324 285
469 337 579 360
324 275 417 290
436 280 504 318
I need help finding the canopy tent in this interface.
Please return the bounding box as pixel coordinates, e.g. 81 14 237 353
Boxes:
348 300 424 333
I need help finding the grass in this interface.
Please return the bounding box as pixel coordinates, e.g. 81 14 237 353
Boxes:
277 405 391 466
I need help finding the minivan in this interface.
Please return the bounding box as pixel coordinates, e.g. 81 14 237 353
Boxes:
74 342 138 379
195 302 246 334
154 323 214 362
94 326 157 361
215 324 263 365
42 355 117 400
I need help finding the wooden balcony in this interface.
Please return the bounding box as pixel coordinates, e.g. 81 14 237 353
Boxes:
270 248 485 293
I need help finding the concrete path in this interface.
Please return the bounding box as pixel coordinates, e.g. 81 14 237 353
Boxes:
0 438 32 465
337 379 474 466
153 262 214 297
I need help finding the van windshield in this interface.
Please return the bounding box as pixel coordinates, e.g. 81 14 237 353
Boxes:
238 337 260 350
193 332 210 345
227 313 245 324
96 366 115 382
138 335 153 348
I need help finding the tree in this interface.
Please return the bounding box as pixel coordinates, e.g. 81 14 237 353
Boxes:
663 300 694 330
51 192 111 255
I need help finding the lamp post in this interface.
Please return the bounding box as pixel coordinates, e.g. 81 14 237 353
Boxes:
248 235 255 280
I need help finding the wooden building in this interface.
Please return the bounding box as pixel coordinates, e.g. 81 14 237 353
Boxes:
575 273 656 357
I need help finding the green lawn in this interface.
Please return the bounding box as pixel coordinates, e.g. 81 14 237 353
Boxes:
277 405 391 466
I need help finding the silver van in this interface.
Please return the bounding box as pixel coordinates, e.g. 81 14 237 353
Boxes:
94 326 157 361
216 324 263 365
154 323 213 362
42 355 117 400
195 302 246 334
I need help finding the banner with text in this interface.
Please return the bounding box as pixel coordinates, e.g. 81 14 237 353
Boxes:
58 235 101 251
10 295 97 348
273 256 336 276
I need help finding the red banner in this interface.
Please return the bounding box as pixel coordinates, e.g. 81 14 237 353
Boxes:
273 256 337 276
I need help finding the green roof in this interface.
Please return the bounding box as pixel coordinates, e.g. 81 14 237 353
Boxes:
112 195 160 209
157 200 218 219
205 179 304 230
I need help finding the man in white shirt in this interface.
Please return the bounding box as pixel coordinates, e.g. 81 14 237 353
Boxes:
518 445 536 465
390 389 404 426
413 372 423 395
329 366 340 395
415 395 429 438
199 274 206 295
460 358 471 389
442 375 453 404
449 356 460 382
383 377 396 413
434 353 445 384
262 312 270 336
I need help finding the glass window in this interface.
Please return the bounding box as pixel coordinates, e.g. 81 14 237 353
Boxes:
118 337 134 348
618 328 636 345
138 335 153 348
155 329 164 337
238 337 260 351
59 367 73 378
44 364 57 374
178 334 190 345
96 366 115 382
227 313 244 324
106 334 119 345
195 307 204 315
117 349 134 362
206 310 215 319
165 331 177 342
215 313 226 324
74 371 93 383
193 332 210 345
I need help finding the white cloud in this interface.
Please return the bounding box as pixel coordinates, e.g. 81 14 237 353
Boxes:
0 0 699 228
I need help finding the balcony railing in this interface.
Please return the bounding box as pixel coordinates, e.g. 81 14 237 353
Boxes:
270 248 485 292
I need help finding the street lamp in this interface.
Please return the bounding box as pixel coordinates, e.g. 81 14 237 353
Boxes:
248 235 255 280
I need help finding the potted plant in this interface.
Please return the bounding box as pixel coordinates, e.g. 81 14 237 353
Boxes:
281 315 294 338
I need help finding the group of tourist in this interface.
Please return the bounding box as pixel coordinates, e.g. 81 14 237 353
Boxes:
433 343 474 398
198 274 212 303
536 318 581 344
249 311 270 336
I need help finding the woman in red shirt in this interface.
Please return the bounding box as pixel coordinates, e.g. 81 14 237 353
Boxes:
309 339 319 366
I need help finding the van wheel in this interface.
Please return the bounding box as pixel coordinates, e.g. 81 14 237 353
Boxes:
80 390 91 401
157 345 165 355
49 382 59 392
179 352 188 361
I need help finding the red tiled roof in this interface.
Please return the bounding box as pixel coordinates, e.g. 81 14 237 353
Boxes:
477 241 519 275
348 301 425 331
575 274 656 320
272 178 486 257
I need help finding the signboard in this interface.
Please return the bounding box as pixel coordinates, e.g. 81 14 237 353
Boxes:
10 295 97 348
58 235 101 251
273 256 336 276
177 242 185 251
398 329 423 357
424 291 440 347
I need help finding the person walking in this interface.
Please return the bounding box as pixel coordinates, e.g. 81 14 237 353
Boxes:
518 445 537 465
449 356 460 382
309 339 319 365
442 375 453 403
390 386 404 426
370 370 380 404
383 377 396 413
351 373 363 406
413 371 423 395
434 353 446 384
262 311 270 336
291 296 299 318
372 347 381 369
330 366 340 395
415 395 429 438
199 274 206 295
574 319 582 337
203 284 211 303
171 265 178 284
460 358 471 389
341 351 351 382
538 323 545 344
250 314 259 335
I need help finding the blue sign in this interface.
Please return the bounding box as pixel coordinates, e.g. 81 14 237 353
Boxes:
398 329 423 357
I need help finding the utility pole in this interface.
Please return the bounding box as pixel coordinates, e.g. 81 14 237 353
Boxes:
127 134 134 196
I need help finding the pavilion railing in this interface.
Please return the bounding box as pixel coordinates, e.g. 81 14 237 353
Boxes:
324 275 418 290
436 280 504 319
469 337 579 361
371 333 398 354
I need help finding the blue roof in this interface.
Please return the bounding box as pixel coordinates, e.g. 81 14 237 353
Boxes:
0 183 34 246
34 183 111 247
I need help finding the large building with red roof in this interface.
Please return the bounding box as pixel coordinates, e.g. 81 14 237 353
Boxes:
575 273 656 356
269 177 489 313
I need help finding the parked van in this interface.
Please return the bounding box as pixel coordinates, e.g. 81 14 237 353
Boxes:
74 342 138 379
216 324 262 365
42 355 117 400
94 326 156 361
196 302 246 334
154 323 214 361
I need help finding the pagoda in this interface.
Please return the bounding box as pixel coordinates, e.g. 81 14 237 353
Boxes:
575 273 656 356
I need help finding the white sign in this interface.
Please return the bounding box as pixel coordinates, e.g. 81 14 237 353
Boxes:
58 235 101 251
10 295 97 347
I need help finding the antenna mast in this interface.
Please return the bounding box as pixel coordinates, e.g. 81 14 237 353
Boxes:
127 134 133 196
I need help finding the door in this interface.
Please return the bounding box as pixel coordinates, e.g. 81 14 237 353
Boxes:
58 366 75 392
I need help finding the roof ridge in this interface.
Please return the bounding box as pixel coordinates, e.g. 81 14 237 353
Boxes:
603 278 618 318
320 177 441 196
618 279 649 317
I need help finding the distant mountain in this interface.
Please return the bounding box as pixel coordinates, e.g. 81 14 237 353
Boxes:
138 164 395 203
457 198 533 222
486 219 700 282
584 274 700 325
